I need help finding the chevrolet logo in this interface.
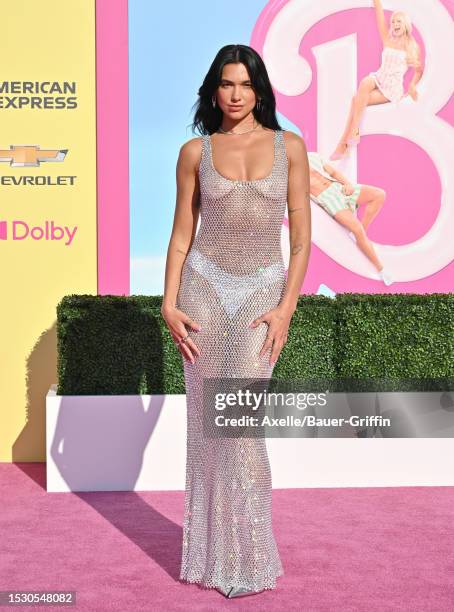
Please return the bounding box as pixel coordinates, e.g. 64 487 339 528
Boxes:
0 145 68 167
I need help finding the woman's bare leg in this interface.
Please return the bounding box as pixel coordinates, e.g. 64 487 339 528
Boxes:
333 208 383 270
350 78 390 135
331 79 390 158
355 185 386 231
337 96 356 144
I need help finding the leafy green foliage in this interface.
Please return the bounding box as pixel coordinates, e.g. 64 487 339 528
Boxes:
56 293 454 395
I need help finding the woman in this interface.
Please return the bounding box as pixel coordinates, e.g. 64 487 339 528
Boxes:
330 0 423 160
308 151 393 285
161 44 310 598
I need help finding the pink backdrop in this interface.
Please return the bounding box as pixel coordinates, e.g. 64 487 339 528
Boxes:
252 0 454 294
96 0 129 296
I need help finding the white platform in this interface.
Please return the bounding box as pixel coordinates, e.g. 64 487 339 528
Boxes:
46 384 454 492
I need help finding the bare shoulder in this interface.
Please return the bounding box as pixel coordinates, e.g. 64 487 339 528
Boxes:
178 135 203 169
282 130 308 164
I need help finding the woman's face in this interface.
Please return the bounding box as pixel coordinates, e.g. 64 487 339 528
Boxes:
391 14 406 37
214 62 258 121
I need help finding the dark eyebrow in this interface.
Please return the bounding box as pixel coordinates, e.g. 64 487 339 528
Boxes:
220 79 252 84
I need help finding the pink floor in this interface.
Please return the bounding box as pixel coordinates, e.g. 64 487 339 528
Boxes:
1 464 454 611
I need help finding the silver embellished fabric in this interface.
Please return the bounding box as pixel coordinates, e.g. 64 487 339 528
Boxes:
176 129 287 593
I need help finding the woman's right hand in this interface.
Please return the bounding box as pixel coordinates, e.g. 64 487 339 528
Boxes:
160 303 202 364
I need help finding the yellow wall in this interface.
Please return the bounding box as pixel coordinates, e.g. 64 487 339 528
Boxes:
0 1 97 461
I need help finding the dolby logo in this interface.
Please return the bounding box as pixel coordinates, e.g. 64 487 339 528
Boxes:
0 220 77 245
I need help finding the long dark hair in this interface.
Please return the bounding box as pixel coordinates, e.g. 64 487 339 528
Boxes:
190 44 282 135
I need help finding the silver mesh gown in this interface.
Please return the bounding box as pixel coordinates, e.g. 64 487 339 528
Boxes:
176 129 287 593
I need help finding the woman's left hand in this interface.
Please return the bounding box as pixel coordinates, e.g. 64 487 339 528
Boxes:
249 305 295 366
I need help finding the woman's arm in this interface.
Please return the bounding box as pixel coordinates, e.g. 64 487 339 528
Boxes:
279 131 311 313
161 138 202 364
373 0 389 44
408 45 423 87
161 138 201 310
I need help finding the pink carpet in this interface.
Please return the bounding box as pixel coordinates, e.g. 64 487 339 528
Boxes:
1 463 453 611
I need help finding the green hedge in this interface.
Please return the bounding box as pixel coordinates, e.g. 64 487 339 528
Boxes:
56 293 454 395
334 293 454 391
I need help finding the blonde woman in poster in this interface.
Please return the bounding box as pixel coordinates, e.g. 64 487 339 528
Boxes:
330 0 423 160
161 45 310 597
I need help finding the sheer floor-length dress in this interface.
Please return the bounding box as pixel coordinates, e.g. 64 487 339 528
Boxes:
176 129 288 593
